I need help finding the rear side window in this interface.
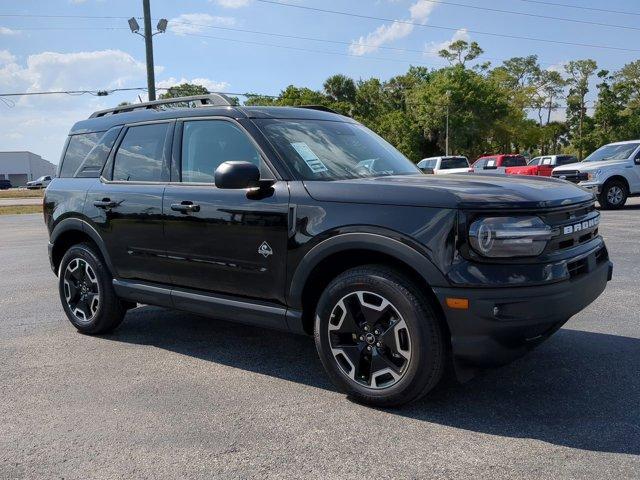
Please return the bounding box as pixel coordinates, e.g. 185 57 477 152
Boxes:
503 156 527 167
59 132 102 178
440 157 469 169
113 123 169 182
74 128 121 178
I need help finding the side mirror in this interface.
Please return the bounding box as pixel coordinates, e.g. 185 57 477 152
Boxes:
420 167 435 174
214 161 262 189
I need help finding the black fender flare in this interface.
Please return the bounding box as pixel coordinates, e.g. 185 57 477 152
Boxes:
50 217 116 275
287 232 448 310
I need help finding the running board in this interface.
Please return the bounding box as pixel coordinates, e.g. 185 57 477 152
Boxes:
112 279 302 333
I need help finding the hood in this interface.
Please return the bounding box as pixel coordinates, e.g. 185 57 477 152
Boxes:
303 173 593 210
554 159 630 171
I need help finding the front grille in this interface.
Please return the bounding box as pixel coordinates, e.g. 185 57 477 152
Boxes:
540 202 600 253
552 170 588 184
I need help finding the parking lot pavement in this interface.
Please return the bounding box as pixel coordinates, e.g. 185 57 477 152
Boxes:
1 201 639 479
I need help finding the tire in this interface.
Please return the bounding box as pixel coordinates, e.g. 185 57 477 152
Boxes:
314 265 446 407
598 179 628 210
58 243 126 334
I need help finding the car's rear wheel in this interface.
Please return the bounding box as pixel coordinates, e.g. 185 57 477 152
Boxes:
314 265 446 407
598 180 628 210
58 243 126 334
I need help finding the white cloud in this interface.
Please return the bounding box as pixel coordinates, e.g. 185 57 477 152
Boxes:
210 0 251 7
168 13 236 35
0 50 16 66
349 0 437 55
0 27 20 35
156 77 230 93
0 49 148 162
424 28 470 58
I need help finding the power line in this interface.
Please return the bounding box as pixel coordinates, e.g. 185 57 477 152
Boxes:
178 32 438 66
416 0 640 31
254 0 640 53
514 0 640 17
167 21 563 69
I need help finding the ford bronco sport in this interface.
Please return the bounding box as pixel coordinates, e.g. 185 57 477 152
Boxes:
44 94 613 407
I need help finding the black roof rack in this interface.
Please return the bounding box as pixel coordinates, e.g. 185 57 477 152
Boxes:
297 105 340 114
89 93 234 118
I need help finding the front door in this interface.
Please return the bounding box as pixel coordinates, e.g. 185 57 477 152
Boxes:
86 121 173 284
162 118 289 304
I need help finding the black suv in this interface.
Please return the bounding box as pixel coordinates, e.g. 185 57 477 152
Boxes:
44 94 612 406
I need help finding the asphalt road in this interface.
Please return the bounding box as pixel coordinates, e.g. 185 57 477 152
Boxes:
1 200 639 479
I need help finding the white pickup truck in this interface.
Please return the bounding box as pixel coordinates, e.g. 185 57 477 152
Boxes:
552 140 640 209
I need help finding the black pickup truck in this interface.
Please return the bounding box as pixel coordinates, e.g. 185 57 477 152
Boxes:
44 94 612 406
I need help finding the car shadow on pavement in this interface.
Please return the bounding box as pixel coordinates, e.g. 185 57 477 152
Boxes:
109 306 640 456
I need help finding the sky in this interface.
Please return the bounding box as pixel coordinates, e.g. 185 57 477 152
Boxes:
1 0 639 164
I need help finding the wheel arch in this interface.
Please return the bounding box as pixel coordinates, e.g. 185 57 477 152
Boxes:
287 233 449 335
50 217 115 276
603 174 630 192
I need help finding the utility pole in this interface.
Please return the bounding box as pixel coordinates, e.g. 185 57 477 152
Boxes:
445 90 451 156
142 0 156 100
128 2 167 102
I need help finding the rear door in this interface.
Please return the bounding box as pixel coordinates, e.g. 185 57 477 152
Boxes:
85 121 173 284
162 118 289 303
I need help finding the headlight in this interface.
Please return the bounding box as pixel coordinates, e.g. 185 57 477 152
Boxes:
586 170 601 181
468 216 553 257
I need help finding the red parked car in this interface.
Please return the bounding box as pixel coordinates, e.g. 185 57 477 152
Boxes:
472 154 527 173
507 155 579 177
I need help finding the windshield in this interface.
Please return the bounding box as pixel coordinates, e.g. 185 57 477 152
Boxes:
440 157 469 169
584 143 639 162
36 176 48 181
255 119 419 180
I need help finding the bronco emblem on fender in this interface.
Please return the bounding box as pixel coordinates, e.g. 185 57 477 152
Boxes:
258 241 273 258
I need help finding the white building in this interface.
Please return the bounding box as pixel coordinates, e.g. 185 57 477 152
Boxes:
0 152 56 187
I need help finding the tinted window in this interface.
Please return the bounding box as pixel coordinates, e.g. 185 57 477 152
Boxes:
181 120 262 183
113 123 169 182
557 155 578 166
440 157 469 169
503 156 527 167
75 128 121 178
59 132 102 178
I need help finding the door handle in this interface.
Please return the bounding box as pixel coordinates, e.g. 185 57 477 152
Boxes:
93 198 118 209
171 201 201 213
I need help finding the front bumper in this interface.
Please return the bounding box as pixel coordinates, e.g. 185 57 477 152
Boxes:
577 182 601 194
433 252 612 367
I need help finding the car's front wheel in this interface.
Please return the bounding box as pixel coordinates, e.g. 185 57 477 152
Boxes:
58 243 127 334
598 179 628 210
314 265 446 407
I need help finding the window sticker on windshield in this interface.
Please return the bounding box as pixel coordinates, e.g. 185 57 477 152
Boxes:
291 142 328 173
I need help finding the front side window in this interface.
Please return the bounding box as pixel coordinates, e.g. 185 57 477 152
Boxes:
528 157 541 166
59 132 102 178
440 157 469 169
255 119 419 181
113 123 169 182
584 143 640 162
181 120 262 183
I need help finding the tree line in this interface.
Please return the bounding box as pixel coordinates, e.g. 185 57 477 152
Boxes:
164 40 640 163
